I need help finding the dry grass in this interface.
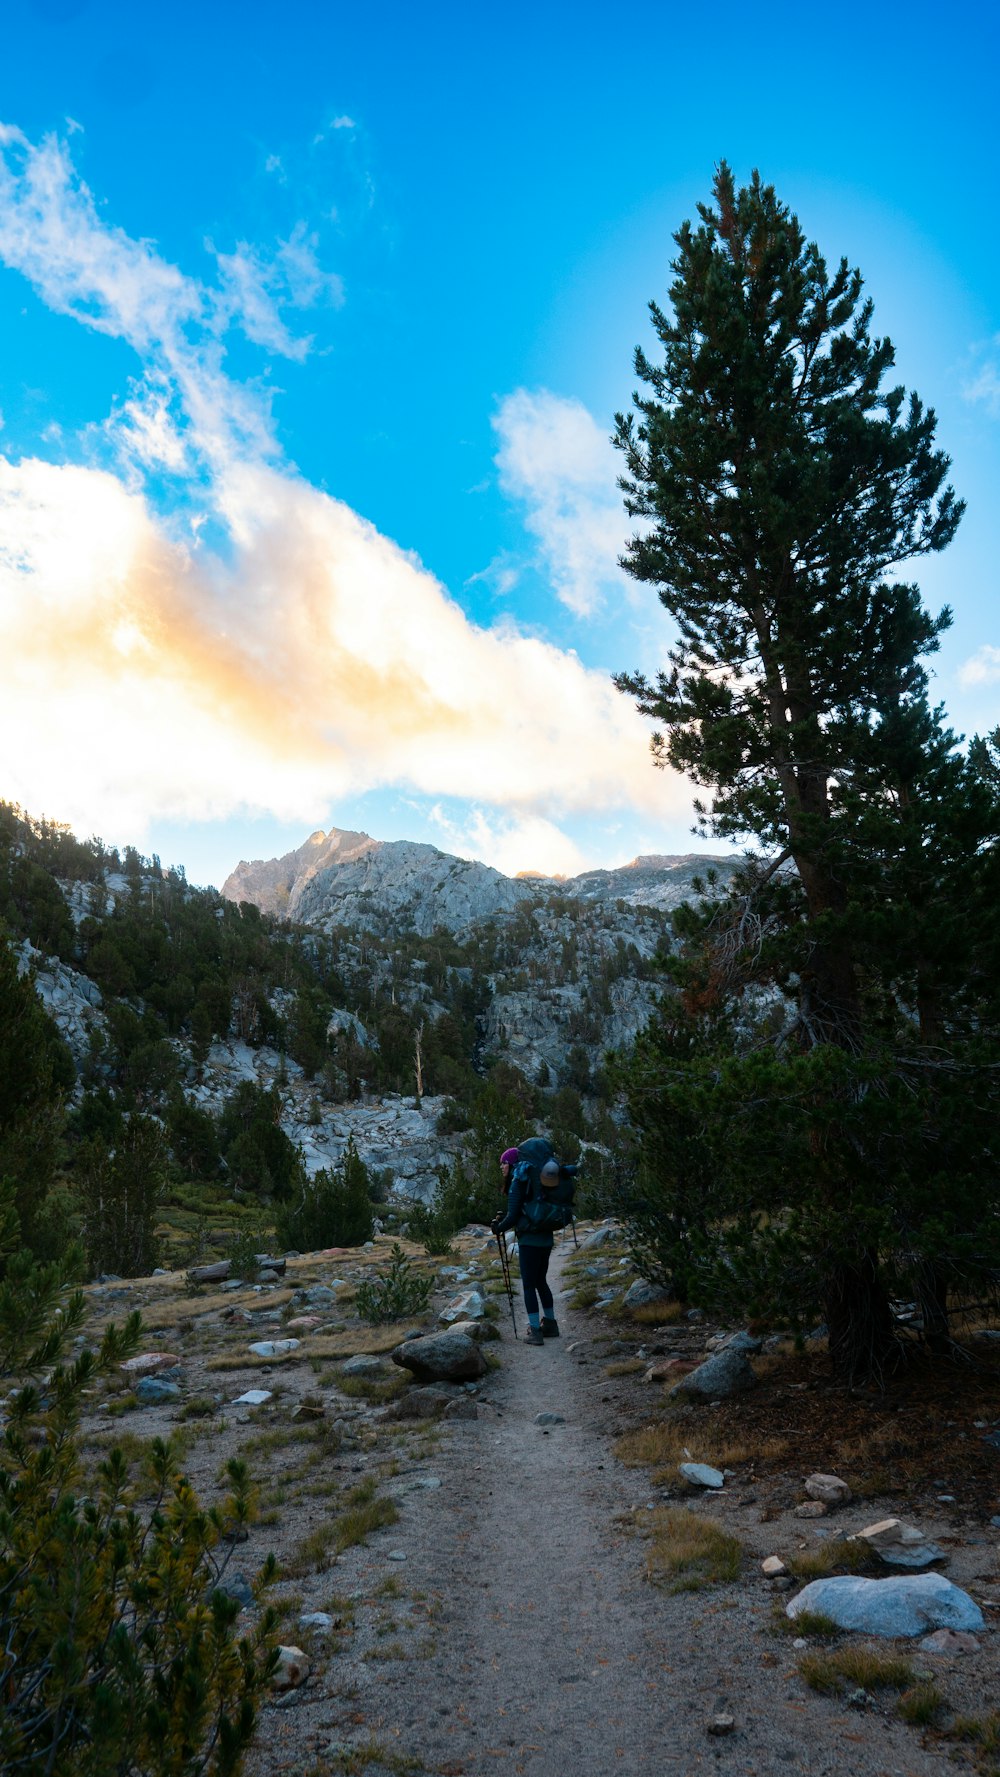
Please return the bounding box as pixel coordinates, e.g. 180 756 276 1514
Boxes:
305 1323 426 1359
205 1350 306 1372
798 1644 917 1695
645 1506 743 1591
282 1478 399 1577
785 1538 882 1580
948 1712 1000 1775
615 1417 760 1480
137 1286 296 1328
896 1683 947 1726
628 1300 684 1326
604 1358 647 1378
334 1372 408 1404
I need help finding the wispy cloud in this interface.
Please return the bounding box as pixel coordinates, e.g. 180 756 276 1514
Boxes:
0 124 685 863
963 337 1000 416
0 122 341 477
492 388 630 617
959 644 1000 686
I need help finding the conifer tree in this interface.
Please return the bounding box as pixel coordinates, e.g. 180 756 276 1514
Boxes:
613 166 1000 1377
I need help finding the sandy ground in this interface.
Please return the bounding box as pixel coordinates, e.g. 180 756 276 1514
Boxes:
231 1246 997 1777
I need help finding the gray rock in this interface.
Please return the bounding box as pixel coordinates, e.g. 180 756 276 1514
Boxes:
576 1225 620 1251
134 1378 181 1405
384 1387 455 1421
679 1462 724 1489
787 1573 985 1638
443 1397 478 1420
705 1329 763 1355
300 1611 334 1629
919 1629 980 1654
247 1339 300 1358
218 1572 254 1611
622 1279 672 1310
390 1330 488 1383
233 1388 272 1406
669 1348 757 1400
851 1518 948 1568
271 1645 310 1691
443 1317 500 1343
341 1354 387 1376
534 1412 565 1426
804 1474 852 1507
439 1289 486 1324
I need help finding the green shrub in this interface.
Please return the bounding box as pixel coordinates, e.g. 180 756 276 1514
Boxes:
274 1138 374 1250
0 1250 278 1775
77 1112 168 1277
355 1245 433 1323
404 1200 455 1256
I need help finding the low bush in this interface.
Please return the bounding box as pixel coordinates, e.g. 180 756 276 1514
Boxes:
0 1250 278 1775
355 1245 434 1324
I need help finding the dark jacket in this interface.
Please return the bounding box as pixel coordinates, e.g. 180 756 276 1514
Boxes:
495 1162 554 1249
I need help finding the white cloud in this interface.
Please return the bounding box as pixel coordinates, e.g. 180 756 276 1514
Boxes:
959 644 1000 686
0 124 689 858
331 115 356 130
492 388 630 617
0 454 679 845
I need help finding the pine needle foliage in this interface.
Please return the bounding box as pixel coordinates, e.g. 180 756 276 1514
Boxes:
0 1252 279 1775
612 166 1000 1379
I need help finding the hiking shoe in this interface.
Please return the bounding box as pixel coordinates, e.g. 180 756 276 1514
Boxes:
523 1326 544 1346
541 1318 560 1338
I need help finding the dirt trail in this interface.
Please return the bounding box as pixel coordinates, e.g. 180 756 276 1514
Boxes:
259 1246 964 1777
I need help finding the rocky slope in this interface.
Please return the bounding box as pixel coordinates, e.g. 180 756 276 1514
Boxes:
223 827 734 936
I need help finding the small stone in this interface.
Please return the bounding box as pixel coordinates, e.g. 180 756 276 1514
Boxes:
285 1316 323 1333
792 1636 808 1648
761 1556 787 1576
794 1501 828 1518
851 1517 948 1568
707 1715 735 1736
920 1628 980 1654
299 1611 334 1629
443 1397 478 1420
271 1645 310 1691
121 1352 182 1375
804 1473 852 1507
134 1377 180 1405
247 1339 300 1358
218 1572 254 1610
534 1412 565 1426
387 1550 407 1562
669 1348 756 1401
341 1354 386 1375
233 1388 272 1406
622 1279 673 1310
679 1462 724 1489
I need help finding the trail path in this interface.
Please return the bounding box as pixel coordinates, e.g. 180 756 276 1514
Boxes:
259 1246 964 1777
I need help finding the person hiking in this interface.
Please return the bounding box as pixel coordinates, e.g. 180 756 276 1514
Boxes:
492 1139 560 1347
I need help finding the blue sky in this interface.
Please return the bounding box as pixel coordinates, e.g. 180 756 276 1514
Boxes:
1 0 998 887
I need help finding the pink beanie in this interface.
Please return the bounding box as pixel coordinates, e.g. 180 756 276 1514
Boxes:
500 1147 519 1167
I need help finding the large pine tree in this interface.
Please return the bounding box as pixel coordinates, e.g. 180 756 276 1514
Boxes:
614 166 1000 1378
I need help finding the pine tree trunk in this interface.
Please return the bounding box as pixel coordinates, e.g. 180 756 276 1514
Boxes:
825 1254 895 1383
915 1261 951 1357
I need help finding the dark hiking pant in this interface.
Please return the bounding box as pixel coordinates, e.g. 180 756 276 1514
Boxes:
518 1243 554 1317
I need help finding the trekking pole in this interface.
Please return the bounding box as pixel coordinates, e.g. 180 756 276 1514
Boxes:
495 1230 517 1337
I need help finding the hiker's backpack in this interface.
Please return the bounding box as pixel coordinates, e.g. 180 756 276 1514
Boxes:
513 1136 578 1234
